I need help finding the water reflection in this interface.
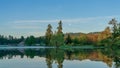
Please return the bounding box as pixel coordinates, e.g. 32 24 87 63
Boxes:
0 48 120 68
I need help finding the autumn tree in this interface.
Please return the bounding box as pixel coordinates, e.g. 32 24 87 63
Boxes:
97 27 111 46
45 24 53 46
99 18 120 46
79 34 87 45
98 27 111 41
86 33 99 45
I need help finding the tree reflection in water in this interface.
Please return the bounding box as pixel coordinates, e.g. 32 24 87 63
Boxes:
114 56 120 68
0 48 120 68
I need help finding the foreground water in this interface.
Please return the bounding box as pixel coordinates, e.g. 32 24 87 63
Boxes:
0 47 120 68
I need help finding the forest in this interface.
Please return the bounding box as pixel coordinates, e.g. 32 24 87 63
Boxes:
0 18 120 47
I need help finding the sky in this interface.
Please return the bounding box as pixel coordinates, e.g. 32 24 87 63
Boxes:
0 0 120 37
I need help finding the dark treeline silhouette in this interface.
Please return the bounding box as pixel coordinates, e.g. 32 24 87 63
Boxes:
0 35 24 45
25 36 45 46
0 35 45 46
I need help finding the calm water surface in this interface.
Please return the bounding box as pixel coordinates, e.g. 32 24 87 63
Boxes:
0 48 119 68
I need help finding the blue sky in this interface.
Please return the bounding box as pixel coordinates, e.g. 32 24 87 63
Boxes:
0 0 120 37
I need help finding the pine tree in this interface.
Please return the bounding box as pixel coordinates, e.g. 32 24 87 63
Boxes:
56 20 64 46
50 20 64 47
45 24 53 46
57 20 63 34
65 34 72 44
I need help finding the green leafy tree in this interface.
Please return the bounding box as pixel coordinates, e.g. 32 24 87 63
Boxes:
50 32 64 47
35 37 45 45
45 24 53 46
109 19 120 41
50 33 57 46
73 37 79 45
79 34 88 45
102 18 120 47
25 36 36 46
109 18 118 38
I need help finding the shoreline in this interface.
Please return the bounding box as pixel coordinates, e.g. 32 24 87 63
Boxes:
0 46 105 49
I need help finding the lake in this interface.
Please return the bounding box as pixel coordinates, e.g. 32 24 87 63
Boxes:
0 47 119 68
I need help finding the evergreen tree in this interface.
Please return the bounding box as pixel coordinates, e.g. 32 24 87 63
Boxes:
50 21 64 47
73 37 79 45
20 36 24 41
56 20 64 46
45 24 53 46
57 20 63 34
65 34 72 44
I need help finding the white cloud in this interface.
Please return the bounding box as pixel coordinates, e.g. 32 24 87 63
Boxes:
13 15 116 24
13 19 59 24
12 26 41 29
10 15 117 30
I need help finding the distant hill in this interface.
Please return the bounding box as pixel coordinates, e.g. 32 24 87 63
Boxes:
65 32 86 36
88 32 101 34
64 32 101 37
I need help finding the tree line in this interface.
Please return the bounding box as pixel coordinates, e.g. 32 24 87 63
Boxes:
0 35 24 45
0 18 120 47
45 19 120 47
0 35 45 46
